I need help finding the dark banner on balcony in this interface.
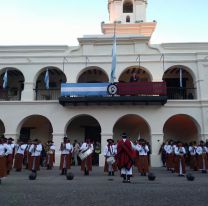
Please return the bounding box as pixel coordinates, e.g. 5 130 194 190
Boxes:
61 83 109 97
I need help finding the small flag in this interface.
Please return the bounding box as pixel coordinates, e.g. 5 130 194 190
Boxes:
179 68 183 88
3 70 8 89
110 34 117 83
44 69 49 90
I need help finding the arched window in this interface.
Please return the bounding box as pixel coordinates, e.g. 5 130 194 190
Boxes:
126 15 130 23
123 0 133 13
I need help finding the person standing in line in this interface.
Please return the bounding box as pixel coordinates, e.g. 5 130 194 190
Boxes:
174 142 186 176
104 139 117 176
135 139 149 176
0 137 7 184
80 139 94 175
60 137 73 175
45 140 55 170
14 140 27 172
189 141 198 171
28 139 42 173
196 141 208 173
164 140 175 172
116 133 134 183
94 141 101 166
73 140 80 166
159 142 166 167
5 138 15 175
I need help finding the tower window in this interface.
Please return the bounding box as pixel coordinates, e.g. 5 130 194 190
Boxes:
123 0 133 13
126 16 130 23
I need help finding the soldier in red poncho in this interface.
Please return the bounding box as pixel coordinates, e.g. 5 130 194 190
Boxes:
116 133 134 183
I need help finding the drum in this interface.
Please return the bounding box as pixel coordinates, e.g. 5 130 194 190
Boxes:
106 156 115 164
78 148 93 161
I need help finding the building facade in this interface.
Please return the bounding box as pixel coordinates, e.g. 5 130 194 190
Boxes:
0 0 208 167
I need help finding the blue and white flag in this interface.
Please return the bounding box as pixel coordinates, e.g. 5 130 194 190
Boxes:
3 70 8 89
44 69 49 90
61 83 109 97
110 34 117 83
179 68 183 88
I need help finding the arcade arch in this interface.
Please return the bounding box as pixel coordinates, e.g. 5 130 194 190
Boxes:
0 67 25 101
35 66 66 100
77 66 109 83
119 66 152 83
163 65 196 99
163 114 200 143
113 114 151 143
65 114 101 165
17 115 53 144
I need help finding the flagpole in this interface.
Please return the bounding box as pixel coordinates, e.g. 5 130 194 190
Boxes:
160 54 165 72
110 21 117 83
179 68 183 88
136 55 141 68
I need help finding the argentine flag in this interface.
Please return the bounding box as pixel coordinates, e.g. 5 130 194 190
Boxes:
44 69 49 90
110 34 117 83
3 70 8 89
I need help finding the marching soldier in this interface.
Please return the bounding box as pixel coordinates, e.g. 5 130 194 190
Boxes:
5 138 15 174
116 133 134 183
174 142 186 176
196 141 208 173
189 141 198 171
164 140 175 172
45 140 55 170
60 137 73 175
103 139 117 176
135 139 149 176
80 139 94 175
28 139 42 173
0 137 7 184
14 140 27 172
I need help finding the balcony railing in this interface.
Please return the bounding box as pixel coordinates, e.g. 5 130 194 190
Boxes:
0 89 21 101
34 89 61 100
59 82 168 106
117 82 167 96
167 87 196 100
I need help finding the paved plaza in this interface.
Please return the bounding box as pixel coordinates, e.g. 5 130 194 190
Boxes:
0 167 207 206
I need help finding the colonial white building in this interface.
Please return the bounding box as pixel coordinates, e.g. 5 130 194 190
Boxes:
0 0 208 167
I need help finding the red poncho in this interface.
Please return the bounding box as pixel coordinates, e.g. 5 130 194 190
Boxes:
116 139 134 170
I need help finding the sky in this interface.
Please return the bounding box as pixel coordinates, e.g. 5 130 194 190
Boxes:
0 0 208 46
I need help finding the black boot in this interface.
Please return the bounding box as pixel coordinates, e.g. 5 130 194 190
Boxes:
122 174 127 183
127 175 131 183
108 172 111 176
112 171 114 176
84 168 89 175
61 169 64 175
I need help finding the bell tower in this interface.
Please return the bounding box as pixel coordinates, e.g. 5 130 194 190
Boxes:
102 0 156 37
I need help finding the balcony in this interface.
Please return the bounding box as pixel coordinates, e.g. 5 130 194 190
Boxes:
0 88 21 101
59 82 168 106
34 89 61 100
167 87 196 100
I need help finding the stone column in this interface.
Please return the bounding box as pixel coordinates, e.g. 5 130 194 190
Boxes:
150 134 164 167
99 133 113 167
53 133 65 167
21 82 34 101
